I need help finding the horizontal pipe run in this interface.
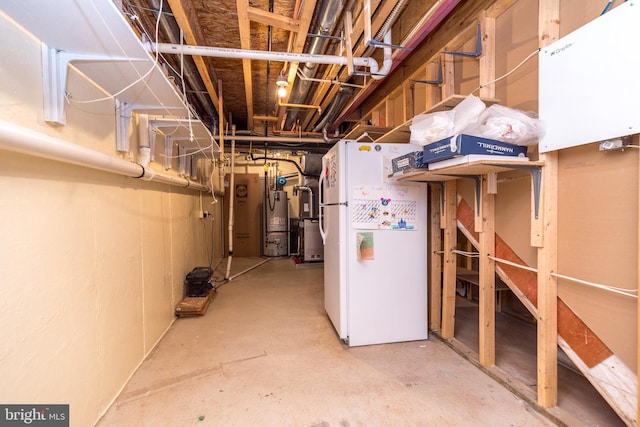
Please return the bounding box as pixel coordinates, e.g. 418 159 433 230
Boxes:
0 119 208 192
150 42 380 75
212 135 330 144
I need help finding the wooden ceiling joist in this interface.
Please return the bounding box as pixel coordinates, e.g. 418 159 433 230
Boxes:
236 0 255 131
167 0 223 126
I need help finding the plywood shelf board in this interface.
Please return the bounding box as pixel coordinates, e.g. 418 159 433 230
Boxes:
430 159 544 176
2 0 218 150
394 169 458 182
394 159 543 183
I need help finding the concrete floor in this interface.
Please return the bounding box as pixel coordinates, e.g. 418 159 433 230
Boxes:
98 258 560 426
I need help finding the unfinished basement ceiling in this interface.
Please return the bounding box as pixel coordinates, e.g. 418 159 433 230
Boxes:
123 0 459 141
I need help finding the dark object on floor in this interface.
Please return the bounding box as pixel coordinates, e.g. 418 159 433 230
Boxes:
185 267 213 297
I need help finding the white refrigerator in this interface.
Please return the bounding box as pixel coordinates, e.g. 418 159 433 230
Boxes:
319 139 429 347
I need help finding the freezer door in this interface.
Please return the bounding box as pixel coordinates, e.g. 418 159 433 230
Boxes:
320 141 348 340
344 141 429 346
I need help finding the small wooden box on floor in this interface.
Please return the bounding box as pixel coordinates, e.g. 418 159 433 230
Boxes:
175 291 215 317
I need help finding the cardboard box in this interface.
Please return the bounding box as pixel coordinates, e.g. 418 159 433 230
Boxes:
423 134 528 164
391 151 427 173
223 174 262 257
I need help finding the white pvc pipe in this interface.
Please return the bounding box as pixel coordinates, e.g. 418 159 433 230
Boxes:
224 126 236 280
0 119 208 191
372 31 393 80
150 42 388 79
213 135 327 144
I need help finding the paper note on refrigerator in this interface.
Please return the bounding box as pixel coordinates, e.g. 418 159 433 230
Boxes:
357 232 374 261
351 184 419 230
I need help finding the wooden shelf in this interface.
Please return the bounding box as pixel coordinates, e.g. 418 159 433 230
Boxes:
392 156 543 182
3 0 218 153
376 94 500 144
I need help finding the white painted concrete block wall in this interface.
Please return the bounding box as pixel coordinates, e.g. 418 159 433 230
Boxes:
0 12 211 427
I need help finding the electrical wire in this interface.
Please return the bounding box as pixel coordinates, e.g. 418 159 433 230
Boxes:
452 249 480 258
470 48 540 95
488 255 538 273
70 0 164 105
550 272 637 299
488 255 637 298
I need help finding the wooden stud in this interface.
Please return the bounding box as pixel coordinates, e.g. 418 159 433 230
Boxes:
442 54 455 100
537 0 559 409
441 180 458 339
478 11 496 100
404 80 414 122
430 184 443 331
474 181 483 233
479 173 496 366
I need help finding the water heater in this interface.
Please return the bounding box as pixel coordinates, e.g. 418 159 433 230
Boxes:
264 190 289 257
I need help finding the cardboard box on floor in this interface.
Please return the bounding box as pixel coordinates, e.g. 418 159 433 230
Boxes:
223 173 262 257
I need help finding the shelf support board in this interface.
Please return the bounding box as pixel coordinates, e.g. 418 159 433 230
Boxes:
116 102 182 153
41 43 142 126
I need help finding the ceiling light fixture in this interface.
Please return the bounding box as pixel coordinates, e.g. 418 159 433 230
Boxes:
276 71 288 98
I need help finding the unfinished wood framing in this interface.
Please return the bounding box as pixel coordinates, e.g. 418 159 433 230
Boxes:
429 184 443 332
167 0 222 126
441 181 458 339
537 0 559 409
479 173 496 366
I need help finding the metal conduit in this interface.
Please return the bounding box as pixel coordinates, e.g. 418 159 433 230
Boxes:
0 119 209 192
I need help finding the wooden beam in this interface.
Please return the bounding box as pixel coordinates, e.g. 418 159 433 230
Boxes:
441 180 457 339
430 184 443 332
236 0 254 131
253 115 279 122
478 11 496 100
479 173 496 366
247 6 299 32
537 0 559 409
486 0 519 18
166 0 222 123
442 54 455 100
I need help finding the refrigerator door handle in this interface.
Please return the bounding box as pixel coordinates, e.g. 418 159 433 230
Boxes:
318 170 326 244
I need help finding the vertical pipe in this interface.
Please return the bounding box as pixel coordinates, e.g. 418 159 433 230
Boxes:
224 125 236 280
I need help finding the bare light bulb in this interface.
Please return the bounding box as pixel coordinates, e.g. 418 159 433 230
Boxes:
277 86 287 98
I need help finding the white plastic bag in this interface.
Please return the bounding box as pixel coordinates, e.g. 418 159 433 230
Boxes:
451 95 486 134
409 95 488 146
409 110 454 146
462 104 544 146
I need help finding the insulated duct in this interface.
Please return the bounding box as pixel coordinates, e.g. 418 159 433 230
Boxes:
283 0 347 130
